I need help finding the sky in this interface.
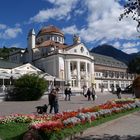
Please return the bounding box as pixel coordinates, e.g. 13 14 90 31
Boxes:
0 0 140 54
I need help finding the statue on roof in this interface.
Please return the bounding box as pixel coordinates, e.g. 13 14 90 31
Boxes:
73 34 81 44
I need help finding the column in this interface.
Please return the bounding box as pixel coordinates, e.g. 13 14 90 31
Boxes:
85 62 88 86
114 81 116 90
108 80 110 91
77 61 80 88
90 63 94 86
67 61 71 84
119 81 121 87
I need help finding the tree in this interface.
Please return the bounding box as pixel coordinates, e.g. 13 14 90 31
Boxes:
7 74 48 101
0 46 22 60
119 0 140 32
128 56 140 74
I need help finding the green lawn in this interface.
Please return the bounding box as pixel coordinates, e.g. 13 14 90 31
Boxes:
0 108 140 140
0 123 28 140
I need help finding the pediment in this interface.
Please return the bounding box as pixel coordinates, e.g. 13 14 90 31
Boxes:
66 43 90 56
12 63 42 73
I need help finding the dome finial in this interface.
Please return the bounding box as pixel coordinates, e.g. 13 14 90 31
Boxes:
28 28 35 36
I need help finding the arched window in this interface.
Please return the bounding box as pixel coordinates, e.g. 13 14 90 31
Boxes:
80 47 84 53
54 36 57 42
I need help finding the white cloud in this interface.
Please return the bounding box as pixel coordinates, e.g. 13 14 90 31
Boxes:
120 41 140 53
111 41 121 49
61 0 140 53
62 1 138 41
80 0 139 41
30 0 140 53
0 24 7 30
122 48 139 54
74 9 84 16
122 42 140 48
0 27 22 39
62 25 79 35
100 40 107 45
30 0 79 22
118 40 140 54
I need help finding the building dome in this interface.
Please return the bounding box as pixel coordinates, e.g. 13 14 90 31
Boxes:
37 25 64 37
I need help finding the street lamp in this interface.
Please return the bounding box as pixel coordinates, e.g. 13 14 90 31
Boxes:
1 76 6 95
54 78 56 87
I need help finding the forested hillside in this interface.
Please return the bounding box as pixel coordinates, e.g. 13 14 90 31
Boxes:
0 47 22 60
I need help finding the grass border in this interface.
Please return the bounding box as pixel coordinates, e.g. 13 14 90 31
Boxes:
0 108 140 140
43 107 140 140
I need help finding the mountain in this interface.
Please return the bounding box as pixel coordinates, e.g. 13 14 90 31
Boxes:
90 44 137 64
0 46 23 60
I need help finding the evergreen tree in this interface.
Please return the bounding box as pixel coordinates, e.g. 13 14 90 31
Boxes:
128 56 140 74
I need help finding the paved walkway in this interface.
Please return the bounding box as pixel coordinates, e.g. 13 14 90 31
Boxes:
0 92 139 140
0 92 133 116
76 111 140 140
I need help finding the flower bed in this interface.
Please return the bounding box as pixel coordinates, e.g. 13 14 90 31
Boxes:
0 98 140 140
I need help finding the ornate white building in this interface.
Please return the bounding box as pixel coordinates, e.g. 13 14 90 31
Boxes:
9 25 94 92
8 25 135 92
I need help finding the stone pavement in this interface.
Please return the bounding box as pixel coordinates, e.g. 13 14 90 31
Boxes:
0 91 139 140
0 91 133 116
76 111 140 140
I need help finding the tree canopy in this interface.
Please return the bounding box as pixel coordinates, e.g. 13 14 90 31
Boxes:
128 56 140 74
0 46 22 60
119 0 140 32
7 74 48 101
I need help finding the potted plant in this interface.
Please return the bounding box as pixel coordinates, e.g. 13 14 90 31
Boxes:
133 75 140 98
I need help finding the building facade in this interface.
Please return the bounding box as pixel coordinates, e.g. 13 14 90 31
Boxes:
9 25 94 92
0 61 43 93
92 53 135 91
8 25 135 92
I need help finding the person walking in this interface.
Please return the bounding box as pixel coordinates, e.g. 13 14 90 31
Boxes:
64 87 69 101
83 85 87 96
111 84 114 93
49 87 59 114
54 87 59 113
68 88 72 101
48 88 55 113
101 84 104 93
91 86 96 101
116 85 121 99
86 88 91 101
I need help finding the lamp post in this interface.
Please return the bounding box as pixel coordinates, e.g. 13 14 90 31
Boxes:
10 70 13 86
2 77 5 94
54 77 56 87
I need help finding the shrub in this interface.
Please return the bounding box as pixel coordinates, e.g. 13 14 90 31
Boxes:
133 76 140 88
133 75 140 98
7 74 48 101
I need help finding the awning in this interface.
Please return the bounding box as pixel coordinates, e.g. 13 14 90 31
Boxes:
55 78 65 82
11 73 21 79
0 72 11 79
40 73 55 81
44 76 55 81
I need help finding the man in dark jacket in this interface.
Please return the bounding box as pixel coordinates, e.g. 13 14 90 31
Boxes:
64 88 69 101
87 88 91 101
116 85 121 99
49 87 59 114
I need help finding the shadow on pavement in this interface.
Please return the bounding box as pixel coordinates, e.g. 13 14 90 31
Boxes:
77 134 140 140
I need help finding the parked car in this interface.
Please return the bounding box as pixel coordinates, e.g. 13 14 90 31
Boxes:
121 84 133 94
